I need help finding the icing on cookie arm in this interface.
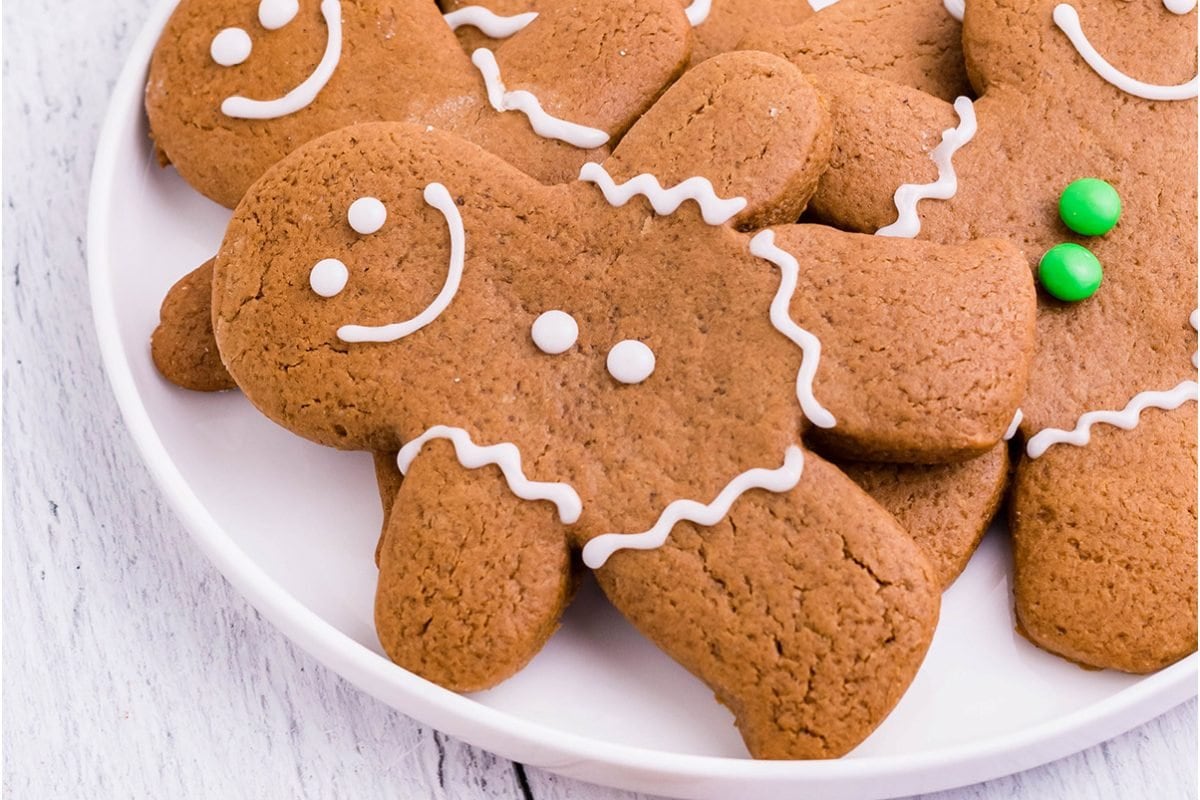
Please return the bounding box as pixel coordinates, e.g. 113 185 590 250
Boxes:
876 97 977 239
578 162 747 225
471 49 610 148
443 6 538 37
748 231 836 429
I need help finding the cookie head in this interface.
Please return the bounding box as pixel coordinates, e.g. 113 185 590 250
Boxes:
211 125 510 450
963 0 1197 99
147 0 476 207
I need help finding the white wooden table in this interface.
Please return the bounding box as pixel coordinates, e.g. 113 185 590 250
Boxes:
4 1 1196 797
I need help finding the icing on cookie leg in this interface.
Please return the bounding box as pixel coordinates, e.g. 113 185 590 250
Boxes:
397 426 583 524
582 445 805 567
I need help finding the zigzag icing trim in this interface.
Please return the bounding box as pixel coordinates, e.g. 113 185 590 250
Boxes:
471 49 609 148
578 162 747 225
876 96 977 238
443 6 538 37
748 231 836 429
397 426 583 523
1025 380 1198 458
581 445 804 568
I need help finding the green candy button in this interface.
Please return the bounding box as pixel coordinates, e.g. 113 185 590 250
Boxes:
1059 178 1121 236
1039 243 1103 302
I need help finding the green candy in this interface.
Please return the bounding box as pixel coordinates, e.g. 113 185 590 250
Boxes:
1039 243 1103 302
1059 178 1121 236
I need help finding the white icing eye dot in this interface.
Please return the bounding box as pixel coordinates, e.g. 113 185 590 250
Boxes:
211 27 252 67
606 340 655 384
310 258 349 297
1164 0 1197 14
259 0 300 29
348 197 387 235
531 310 579 355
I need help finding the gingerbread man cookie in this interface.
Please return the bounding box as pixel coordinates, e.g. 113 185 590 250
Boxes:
801 0 1197 671
207 53 1036 756
147 0 691 206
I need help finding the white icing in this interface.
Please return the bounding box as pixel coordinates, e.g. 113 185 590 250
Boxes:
1052 4 1198 101
581 445 805 568
807 0 841 9
397 426 582 523
222 0 342 119
747 231 836 429
443 6 538 37
531 310 579 355
309 257 348 297
1004 408 1023 441
348 196 387 235
1025 380 1198 458
606 340 656 384
943 0 964 21
1191 308 1198 367
470 48 610 148
1164 0 1197 14
259 0 299 29
577 162 747 225
683 0 712 26
211 28 252 67
876 96 977 238
338 183 464 342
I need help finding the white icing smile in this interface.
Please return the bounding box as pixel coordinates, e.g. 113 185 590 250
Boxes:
336 183 466 342
1052 3 1198 101
220 0 344 119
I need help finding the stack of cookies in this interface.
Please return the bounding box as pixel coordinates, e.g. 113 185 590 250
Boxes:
146 0 1198 759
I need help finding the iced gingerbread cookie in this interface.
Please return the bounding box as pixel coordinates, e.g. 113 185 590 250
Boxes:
439 0 815 66
207 53 1036 757
743 0 970 102
146 0 691 207
806 0 1197 671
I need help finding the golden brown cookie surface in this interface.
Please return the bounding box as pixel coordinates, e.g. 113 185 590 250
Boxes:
151 259 235 392
208 53 1036 756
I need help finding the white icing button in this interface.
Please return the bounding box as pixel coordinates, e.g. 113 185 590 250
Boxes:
531 310 578 355
259 0 300 28
606 340 655 384
1163 0 1196 14
211 28 252 67
348 197 387 235
310 257 348 297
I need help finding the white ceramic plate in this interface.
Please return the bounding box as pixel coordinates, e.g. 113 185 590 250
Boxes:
87 2 1197 797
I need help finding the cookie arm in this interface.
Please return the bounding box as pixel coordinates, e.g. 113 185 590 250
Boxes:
770 225 1034 462
805 71 960 235
376 441 573 691
592 451 938 759
150 259 236 392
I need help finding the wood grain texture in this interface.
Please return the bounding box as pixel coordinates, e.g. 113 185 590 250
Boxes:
1 0 1195 797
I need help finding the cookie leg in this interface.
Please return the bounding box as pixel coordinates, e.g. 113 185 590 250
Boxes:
592 452 939 759
376 441 573 691
838 444 1010 589
151 258 235 392
1011 406 1198 673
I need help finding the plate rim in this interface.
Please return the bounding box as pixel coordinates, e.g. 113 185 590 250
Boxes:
86 1 1198 796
